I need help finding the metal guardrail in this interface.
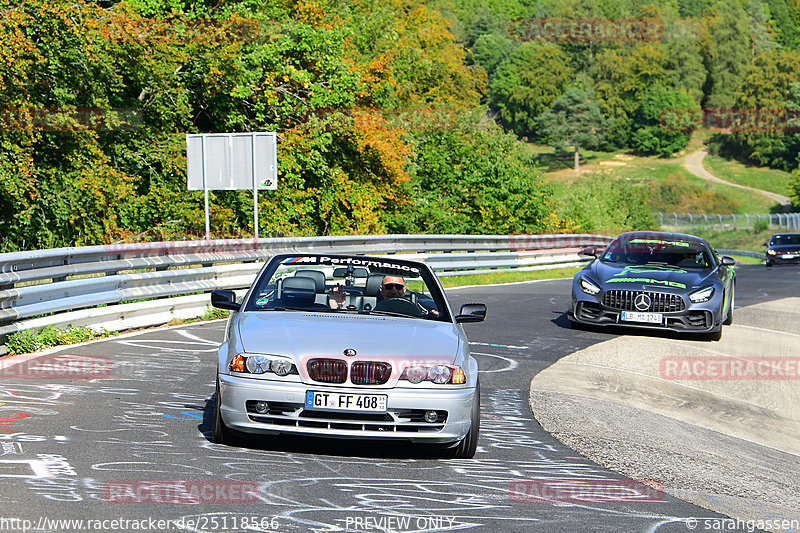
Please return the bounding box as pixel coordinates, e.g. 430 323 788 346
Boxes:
0 234 613 354
658 212 800 231
717 249 765 260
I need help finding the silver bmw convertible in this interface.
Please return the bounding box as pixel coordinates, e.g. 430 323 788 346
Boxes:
210 253 486 458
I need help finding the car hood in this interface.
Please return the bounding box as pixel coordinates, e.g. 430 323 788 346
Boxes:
236 312 461 363
589 262 714 290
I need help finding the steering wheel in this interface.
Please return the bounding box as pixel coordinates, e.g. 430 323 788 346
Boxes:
373 298 426 317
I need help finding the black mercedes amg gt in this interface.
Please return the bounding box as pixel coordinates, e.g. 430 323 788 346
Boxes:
570 231 736 341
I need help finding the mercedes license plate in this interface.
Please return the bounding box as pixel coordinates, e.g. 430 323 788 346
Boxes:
621 311 663 324
305 391 387 412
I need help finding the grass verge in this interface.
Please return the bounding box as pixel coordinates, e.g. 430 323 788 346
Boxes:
703 153 793 197
439 265 583 288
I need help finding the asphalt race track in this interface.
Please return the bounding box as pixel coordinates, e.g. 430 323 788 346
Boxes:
0 264 790 533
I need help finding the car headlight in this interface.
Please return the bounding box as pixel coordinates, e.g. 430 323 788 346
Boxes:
579 276 601 295
231 354 298 376
400 364 466 385
767 249 777 255
689 286 715 303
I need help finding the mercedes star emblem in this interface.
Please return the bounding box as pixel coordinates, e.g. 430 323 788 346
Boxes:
634 294 652 311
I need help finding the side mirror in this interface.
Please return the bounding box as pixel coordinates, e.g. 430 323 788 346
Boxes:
721 256 736 266
211 289 241 311
762 242 768 246
456 303 487 323
579 246 597 257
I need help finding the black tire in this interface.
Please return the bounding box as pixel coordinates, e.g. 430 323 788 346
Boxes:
445 380 480 459
213 379 235 446
723 286 734 326
766 261 773 267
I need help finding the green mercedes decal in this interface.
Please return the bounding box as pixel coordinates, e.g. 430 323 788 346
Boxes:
629 239 690 247
606 277 687 288
613 265 688 275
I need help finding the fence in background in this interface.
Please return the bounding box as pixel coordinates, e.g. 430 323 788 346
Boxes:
0 234 614 355
658 212 800 231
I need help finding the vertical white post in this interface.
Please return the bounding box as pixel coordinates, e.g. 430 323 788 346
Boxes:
202 135 210 240
252 133 259 240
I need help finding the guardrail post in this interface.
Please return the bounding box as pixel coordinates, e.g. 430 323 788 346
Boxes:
745 214 750 229
674 213 678 226
703 214 708 231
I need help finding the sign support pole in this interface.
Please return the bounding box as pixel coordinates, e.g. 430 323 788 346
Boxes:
252 134 259 240
201 135 210 240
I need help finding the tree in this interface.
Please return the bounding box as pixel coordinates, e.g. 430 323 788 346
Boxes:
701 0 759 109
489 43 573 137
591 43 668 148
728 49 800 169
470 33 515 79
537 87 609 171
631 85 699 157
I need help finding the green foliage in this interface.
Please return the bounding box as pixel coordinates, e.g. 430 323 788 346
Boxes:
790 167 800 207
648 174 741 213
6 325 98 355
701 0 760 109
556 175 656 233
470 33 515 78
489 43 573 137
631 85 698 156
726 52 800 170
201 306 230 321
385 110 568 234
537 87 609 165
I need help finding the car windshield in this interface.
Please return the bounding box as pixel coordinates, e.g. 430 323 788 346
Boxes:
770 234 800 246
600 236 712 268
243 255 448 320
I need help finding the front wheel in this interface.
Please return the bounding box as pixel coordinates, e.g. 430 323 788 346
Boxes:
213 379 235 445
723 286 734 326
445 381 480 459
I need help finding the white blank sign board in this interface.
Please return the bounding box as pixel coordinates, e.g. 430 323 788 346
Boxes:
187 132 277 191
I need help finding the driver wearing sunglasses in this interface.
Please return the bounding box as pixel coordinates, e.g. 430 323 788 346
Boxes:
379 275 440 317
379 276 407 300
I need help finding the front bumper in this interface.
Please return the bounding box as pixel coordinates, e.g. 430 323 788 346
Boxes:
766 254 800 265
570 287 722 334
218 373 475 444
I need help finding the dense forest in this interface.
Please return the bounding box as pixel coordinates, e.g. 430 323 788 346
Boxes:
0 0 798 251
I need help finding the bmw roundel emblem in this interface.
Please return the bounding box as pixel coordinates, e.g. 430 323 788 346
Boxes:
343 348 357 357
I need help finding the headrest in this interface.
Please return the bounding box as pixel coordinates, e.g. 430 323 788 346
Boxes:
282 276 316 301
294 270 325 293
365 274 385 297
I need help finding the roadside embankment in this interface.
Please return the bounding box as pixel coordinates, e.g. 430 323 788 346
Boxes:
530 298 800 529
